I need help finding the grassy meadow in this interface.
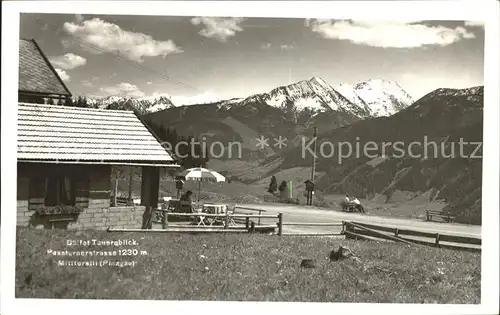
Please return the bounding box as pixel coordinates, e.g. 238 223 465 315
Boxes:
16 227 480 302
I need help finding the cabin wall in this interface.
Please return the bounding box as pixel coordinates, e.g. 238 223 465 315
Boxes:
17 163 145 230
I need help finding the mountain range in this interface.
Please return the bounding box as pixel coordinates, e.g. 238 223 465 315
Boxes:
86 77 414 118
86 76 483 225
86 95 176 113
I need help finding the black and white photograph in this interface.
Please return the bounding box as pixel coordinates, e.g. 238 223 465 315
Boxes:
1 1 499 315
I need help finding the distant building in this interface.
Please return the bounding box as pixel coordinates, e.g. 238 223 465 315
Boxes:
17 39 180 230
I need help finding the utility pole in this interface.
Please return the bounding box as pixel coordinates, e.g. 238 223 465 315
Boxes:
310 127 317 205
310 127 317 182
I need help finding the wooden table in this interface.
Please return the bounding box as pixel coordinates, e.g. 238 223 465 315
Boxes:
201 204 237 227
202 204 227 214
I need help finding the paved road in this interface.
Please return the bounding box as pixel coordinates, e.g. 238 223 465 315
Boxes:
236 203 481 238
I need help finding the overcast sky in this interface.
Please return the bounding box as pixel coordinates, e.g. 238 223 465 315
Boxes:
20 14 484 104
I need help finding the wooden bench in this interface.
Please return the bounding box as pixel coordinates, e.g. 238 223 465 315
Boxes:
426 210 455 223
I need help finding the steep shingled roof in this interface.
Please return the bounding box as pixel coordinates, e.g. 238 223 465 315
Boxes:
18 39 72 97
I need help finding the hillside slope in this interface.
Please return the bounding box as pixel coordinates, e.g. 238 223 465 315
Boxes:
279 86 483 224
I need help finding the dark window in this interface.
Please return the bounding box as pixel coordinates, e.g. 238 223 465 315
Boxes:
18 94 45 104
44 169 76 206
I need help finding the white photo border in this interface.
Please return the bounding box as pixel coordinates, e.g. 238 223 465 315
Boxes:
2 1 498 315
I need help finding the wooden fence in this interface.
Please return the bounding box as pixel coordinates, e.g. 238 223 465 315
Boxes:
281 221 343 236
232 205 268 225
342 221 481 252
134 208 284 235
107 206 480 252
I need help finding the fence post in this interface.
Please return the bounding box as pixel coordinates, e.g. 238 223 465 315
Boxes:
245 216 250 230
224 212 229 229
344 221 354 239
258 210 262 226
162 210 167 229
278 213 283 236
394 228 399 237
435 233 440 247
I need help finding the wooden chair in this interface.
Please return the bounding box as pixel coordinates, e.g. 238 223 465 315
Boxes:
167 199 180 212
179 200 194 213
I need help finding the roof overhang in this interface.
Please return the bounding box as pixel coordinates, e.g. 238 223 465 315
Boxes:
17 103 178 164
18 159 181 168
18 90 71 99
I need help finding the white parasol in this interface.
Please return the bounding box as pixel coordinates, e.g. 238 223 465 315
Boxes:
177 167 226 202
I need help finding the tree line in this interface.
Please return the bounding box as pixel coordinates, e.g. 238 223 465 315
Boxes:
19 95 91 107
146 121 209 169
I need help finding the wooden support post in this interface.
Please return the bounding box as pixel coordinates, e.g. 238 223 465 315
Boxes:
245 216 250 230
278 212 283 236
258 210 262 226
142 206 153 229
128 167 133 204
148 206 153 229
161 209 167 229
224 212 229 229
435 233 440 247
140 166 160 209
114 178 118 207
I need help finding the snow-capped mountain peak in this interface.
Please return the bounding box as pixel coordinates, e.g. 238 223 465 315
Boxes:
86 95 176 113
229 76 412 118
251 76 355 113
308 76 330 89
336 79 414 117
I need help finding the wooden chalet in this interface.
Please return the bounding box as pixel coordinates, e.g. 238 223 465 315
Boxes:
17 39 180 229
